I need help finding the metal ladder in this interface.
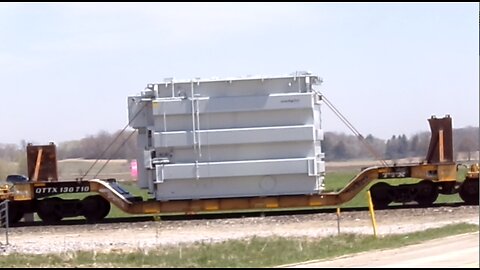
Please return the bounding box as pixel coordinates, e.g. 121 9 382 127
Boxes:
191 80 202 179
0 200 9 246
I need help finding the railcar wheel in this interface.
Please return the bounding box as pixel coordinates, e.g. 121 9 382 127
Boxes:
414 180 438 207
459 179 479 205
37 197 63 224
370 182 392 209
82 195 111 223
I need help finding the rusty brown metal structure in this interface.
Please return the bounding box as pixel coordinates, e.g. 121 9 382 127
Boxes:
26 143 58 182
426 115 454 164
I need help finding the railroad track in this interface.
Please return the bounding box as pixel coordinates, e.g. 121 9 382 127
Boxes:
9 201 475 228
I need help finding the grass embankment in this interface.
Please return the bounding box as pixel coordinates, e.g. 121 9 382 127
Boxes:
0 223 477 267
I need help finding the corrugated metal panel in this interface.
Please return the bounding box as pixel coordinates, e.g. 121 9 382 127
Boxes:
156 158 313 181
128 72 325 200
152 93 313 115
153 125 314 148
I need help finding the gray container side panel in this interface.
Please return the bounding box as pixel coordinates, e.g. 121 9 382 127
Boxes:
130 74 324 199
313 103 321 132
128 97 154 129
152 93 314 116
157 158 315 180
153 125 315 148
313 103 323 158
169 141 315 163
155 77 310 98
135 129 149 189
153 109 313 132
154 174 322 201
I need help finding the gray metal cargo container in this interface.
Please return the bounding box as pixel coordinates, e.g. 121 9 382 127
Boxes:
128 72 325 201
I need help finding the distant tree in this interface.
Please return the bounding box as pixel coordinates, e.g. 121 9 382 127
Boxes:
398 134 408 157
322 132 339 161
333 141 348 160
0 144 21 162
415 132 431 158
57 130 137 160
0 160 7 180
385 135 398 159
453 127 479 161
409 135 419 156
16 153 28 176
365 134 374 143
361 134 386 160
457 138 476 161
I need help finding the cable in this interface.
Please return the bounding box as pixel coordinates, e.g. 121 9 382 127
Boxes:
313 89 390 167
81 100 148 180
92 129 137 179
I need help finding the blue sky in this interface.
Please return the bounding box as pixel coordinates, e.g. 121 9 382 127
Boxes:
0 2 478 145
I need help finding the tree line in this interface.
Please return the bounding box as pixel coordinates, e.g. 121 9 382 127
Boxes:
0 126 478 169
323 132 432 161
324 126 478 161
